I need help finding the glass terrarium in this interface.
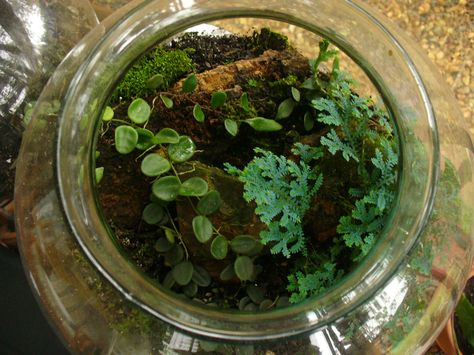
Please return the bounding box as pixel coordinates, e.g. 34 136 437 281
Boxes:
15 0 473 354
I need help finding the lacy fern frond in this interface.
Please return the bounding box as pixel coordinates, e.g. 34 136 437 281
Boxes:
225 144 323 257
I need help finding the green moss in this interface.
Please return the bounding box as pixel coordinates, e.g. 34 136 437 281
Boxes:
252 27 289 52
269 74 298 89
111 47 194 103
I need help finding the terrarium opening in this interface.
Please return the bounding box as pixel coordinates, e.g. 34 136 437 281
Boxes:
56 1 437 340
93 21 399 312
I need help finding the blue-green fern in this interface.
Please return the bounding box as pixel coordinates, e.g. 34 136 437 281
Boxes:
225 144 323 257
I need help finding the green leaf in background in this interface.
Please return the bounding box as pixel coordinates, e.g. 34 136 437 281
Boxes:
211 91 227 108
193 103 205 122
183 281 198 297
276 98 295 119
160 94 173 109
192 265 212 287
224 119 238 136
246 284 265 304
102 106 114 122
210 235 228 260
146 73 165 90
455 294 474 347
95 167 104 184
219 263 236 281
197 190 222 215
135 128 155 150
303 111 314 131
165 244 185 266
154 237 174 253
154 128 179 144
128 98 151 124
244 117 282 132
182 73 198 93
192 215 213 243
179 177 208 196
172 261 194 286
291 87 301 102
142 203 165 225
230 235 259 255
240 92 250 112
152 176 181 201
168 135 196 162
141 153 171 177
115 125 138 154
234 256 254 281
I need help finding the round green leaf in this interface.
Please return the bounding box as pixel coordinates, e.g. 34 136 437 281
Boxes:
211 91 227 108
115 125 138 154
276 296 290 308
128 98 151 124
192 215 213 243
183 281 198 297
234 256 254 281
230 235 259 255
141 153 171 177
246 284 264 304
147 73 165 89
224 119 238 136
193 103 205 122
240 92 250 112
163 271 175 289
276 98 295 119
160 94 173 109
102 106 114 121
238 296 251 311
291 87 301 102
95 167 104 184
179 177 208 196
152 176 180 201
168 135 195 162
165 244 184 266
162 226 176 243
197 191 222 215
142 203 165 224
135 128 154 150
210 235 228 260
172 261 194 286
154 128 179 144
182 73 198 93
192 265 211 287
155 237 174 253
303 111 314 131
220 263 236 281
244 117 282 132
259 299 274 311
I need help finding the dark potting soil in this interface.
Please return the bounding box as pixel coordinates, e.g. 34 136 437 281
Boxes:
96 30 362 309
0 121 21 204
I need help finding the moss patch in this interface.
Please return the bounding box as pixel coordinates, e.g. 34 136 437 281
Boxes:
111 47 194 103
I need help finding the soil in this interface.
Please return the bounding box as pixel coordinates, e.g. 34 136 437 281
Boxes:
0 121 21 205
96 30 365 309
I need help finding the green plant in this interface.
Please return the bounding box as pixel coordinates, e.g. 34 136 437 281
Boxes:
111 47 194 102
225 143 323 257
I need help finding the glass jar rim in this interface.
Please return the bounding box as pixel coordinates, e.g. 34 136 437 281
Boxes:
56 0 439 341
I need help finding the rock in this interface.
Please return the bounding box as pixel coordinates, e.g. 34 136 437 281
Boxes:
175 162 266 280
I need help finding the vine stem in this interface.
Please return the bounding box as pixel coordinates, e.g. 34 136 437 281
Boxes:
166 208 190 260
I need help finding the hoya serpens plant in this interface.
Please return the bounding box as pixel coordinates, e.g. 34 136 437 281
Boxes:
99 34 398 306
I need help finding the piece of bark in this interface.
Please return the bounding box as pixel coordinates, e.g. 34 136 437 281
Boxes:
176 162 265 280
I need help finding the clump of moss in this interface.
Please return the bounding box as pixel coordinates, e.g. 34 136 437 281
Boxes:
111 47 194 103
251 27 289 53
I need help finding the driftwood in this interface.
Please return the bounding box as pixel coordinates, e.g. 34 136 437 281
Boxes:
171 49 309 94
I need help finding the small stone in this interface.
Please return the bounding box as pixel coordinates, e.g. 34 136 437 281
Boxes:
418 3 431 14
436 52 445 60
